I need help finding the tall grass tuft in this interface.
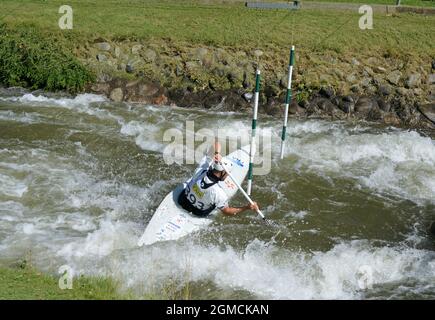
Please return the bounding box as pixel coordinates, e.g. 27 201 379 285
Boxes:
0 24 94 93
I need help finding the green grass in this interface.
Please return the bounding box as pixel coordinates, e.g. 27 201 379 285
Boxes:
0 258 192 300
305 0 434 7
0 266 133 300
0 0 433 93
225 0 435 7
0 0 433 59
0 23 94 92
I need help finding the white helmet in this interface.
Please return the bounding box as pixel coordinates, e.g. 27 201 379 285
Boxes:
212 161 225 172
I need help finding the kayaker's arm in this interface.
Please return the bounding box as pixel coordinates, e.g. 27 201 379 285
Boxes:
214 139 222 155
213 139 222 163
220 202 259 216
204 139 222 163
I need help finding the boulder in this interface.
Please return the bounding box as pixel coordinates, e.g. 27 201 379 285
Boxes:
96 73 112 83
316 97 336 113
242 92 253 102
377 98 390 112
374 66 387 73
418 103 435 124
126 64 134 73
152 94 168 105
125 79 140 89
223 91 249 112
90 83 110 94
387 70 402 85
405 73 421 88
383 112 401 126
186 60 201 71
355 97 378 113
392 97 413 122
118 63 126 71
289 99 305 115
305 102 320 116
319 74 333 84
259 98 279 116
343 95 354 103
214 66 226 77
144 49 157 62
339 99 354 113
428 87 435 102
279 74 289 88
201 55 214 68
114 46 121 58
96 54 107 62
227 69 243 85
396 87 409 96
319 87 335 99
109 88 124 102
413 88 423 96
366 107 383 121
378 84 392 96
194 48 209 60
95 42 111 51
346 73 357 83
131 44 143 55
331 96 340 106
360 77 371 88
242 72 251 89
333 68 344 79
351 58 360 66
126 60 140 73
138 83 159 97
350 84 360 93
366 57 379 66
363 66 374 77
253 49 263 58
202 91 223 109
428 74 435 85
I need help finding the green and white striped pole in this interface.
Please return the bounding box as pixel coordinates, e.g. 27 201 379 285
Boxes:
280 46 295 159
247 69 260 196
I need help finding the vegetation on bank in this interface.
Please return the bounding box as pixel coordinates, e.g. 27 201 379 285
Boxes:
0 266 131 300
0 0 433 95
1 0 433 55
0 24 94 93
305 0 434 7
0 259 192 300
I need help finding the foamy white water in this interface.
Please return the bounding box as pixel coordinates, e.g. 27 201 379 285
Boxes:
0 90 434 299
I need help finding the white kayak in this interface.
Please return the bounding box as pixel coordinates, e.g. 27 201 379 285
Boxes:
137 144 252 246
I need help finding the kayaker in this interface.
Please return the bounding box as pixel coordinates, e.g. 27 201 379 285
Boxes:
178 140 259 217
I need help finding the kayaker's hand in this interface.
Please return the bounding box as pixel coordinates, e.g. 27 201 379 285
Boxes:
213 153 222 163
249 202 259 212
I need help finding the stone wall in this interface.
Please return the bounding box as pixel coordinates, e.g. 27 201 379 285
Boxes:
82 39 435 128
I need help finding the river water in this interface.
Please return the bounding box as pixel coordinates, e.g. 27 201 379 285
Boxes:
0 89 434 299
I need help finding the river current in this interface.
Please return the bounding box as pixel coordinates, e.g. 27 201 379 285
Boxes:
0 89 434 299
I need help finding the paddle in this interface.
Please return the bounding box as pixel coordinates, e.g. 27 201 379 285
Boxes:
219 161 278 227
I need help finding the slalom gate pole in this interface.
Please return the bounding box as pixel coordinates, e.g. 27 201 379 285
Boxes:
280 46 295 159
247 69 260 195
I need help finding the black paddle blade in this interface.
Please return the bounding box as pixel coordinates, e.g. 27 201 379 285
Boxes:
263 217 280 228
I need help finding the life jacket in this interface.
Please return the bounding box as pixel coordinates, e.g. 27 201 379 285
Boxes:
178 169 221 217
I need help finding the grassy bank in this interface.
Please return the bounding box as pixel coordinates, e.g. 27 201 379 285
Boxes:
1 0 434 55
0 266 131 300
0 261 192 300
0 24 94 92
305 0 434 6
0 0 433 96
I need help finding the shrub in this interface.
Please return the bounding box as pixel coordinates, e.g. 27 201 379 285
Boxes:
0 24 94 93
